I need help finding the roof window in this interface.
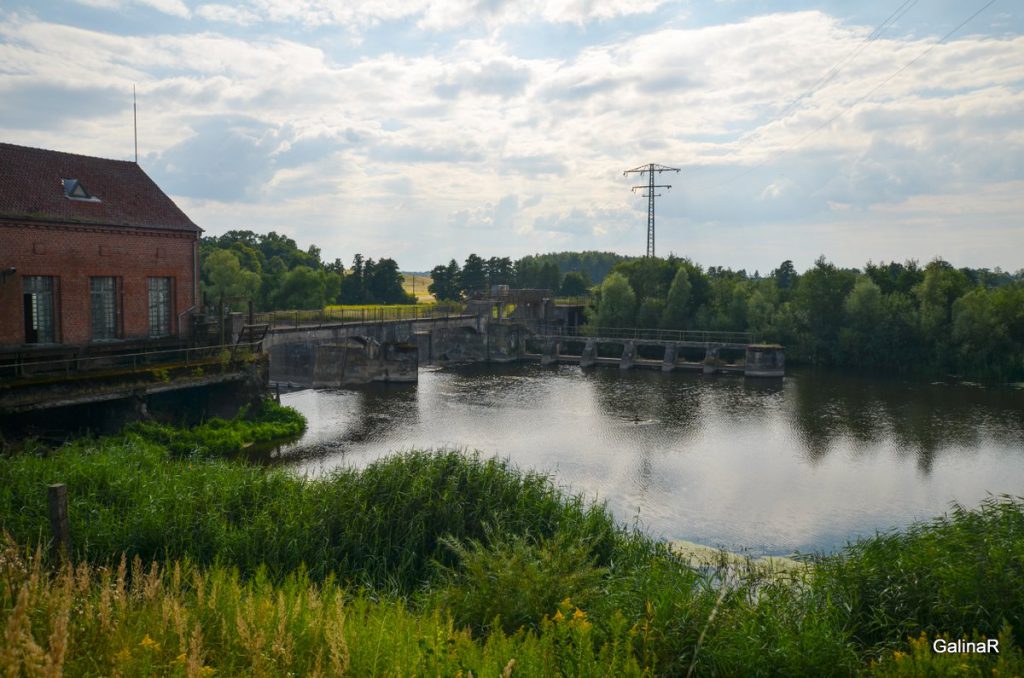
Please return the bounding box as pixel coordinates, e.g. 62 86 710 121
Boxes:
62 178 101 202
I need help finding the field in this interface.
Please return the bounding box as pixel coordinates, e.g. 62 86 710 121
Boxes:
402 272 435 303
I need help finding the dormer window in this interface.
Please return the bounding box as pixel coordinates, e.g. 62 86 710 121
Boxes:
62 178 101 202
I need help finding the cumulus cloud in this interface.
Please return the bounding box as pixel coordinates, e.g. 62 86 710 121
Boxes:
73 0 191 18
0 4 1020 270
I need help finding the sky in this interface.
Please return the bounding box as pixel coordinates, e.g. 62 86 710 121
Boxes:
1 1 1022 275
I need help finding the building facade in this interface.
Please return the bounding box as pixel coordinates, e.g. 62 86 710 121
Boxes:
0 143 200 349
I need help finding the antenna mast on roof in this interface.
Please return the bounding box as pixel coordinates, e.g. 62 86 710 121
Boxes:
133 85 138 163
624 163 679 258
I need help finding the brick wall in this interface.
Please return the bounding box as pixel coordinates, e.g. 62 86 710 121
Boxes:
0 221 198 347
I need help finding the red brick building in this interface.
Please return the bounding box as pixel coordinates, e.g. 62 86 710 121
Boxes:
0 143 200 350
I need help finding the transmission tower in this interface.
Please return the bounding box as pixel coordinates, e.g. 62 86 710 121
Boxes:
624 163 679 258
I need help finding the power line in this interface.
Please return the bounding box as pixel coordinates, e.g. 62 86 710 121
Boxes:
773 0 919 121
700 0 999 189
734 0 920 153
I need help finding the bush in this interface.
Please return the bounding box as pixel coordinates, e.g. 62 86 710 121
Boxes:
126 400 306 457
433 531 608 635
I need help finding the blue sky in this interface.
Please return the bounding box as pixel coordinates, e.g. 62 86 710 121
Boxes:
1 0 1021 274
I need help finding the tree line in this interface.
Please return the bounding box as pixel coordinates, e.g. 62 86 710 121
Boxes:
590 256 1024 381
199 230 414 311
426 251 624 301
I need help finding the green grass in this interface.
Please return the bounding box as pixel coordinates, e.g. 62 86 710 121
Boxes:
126 400 306 458
1 420 1022 675
0 440 618 590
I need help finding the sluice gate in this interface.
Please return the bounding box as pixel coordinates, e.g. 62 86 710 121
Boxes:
526 326 784 378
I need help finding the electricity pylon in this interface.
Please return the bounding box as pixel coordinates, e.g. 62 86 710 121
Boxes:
624 163 679 258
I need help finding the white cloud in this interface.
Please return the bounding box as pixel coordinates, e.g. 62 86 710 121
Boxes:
196 4 260 25
0 6 1020 270
72 0 191 18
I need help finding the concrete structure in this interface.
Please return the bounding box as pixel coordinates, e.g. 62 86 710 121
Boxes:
0 143 200 349
527 328 785 378
263 313 785 385
263 313 484 386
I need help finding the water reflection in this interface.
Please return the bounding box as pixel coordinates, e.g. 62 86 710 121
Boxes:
787 370 1024 471
277 364 1024 555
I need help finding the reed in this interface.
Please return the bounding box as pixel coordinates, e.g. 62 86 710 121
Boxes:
1 422 1022 675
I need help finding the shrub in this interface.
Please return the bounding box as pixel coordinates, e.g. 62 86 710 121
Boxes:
433 531 608 635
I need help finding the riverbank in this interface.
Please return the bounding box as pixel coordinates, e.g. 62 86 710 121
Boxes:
1 411 1022 675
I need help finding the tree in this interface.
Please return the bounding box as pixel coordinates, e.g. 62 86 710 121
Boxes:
460 254 487 295
636 298 665 329
660 266 692 329
539 261 561 293
366 258 414 304
429 259 462 301
840 276 884 367
485 256 514 287
792 256 856 365
202 249 260 307
559 271 591 296
593 272 636 328
275 265 328 310
772 260 798 294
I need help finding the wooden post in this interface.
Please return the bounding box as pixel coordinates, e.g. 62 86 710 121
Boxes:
48 483 70 562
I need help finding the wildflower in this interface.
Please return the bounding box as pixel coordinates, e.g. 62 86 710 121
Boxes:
553 610 565 623
572 608 586 622
176 652 187 664
140 635 160 651
892 651 906 662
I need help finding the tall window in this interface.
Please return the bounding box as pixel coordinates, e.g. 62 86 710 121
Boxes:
148 277 172 337
90 277 117 340
23 276 55 343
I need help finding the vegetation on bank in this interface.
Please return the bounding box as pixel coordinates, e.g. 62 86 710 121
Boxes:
590 256 1024 381
201 231 415 311
126 400 306 458
1 418 1022 675
428 251 626 301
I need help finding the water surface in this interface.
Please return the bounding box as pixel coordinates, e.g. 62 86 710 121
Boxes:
275 365 1024 555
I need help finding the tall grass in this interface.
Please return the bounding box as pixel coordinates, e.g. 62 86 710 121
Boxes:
0 536 649 677
1 424 1022 675
0 440 617 590
814 495 1024 652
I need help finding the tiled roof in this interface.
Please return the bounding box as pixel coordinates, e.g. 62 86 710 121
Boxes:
0 142 199 233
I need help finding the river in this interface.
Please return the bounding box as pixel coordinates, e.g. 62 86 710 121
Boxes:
273 364 1024 556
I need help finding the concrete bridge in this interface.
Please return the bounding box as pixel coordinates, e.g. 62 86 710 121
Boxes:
262 310 530 387
262 307 783 386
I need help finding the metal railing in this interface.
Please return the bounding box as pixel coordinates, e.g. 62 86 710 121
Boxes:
533 325 754 344
253 304 468 329
0 341 264 381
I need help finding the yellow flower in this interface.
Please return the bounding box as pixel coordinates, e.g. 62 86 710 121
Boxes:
140 634 160 651
892 651 906 662
200 666 216 676
572 608 587 622
553 610 565 623
175 652 187 664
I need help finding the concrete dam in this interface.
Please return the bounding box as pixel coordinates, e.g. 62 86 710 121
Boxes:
262 307 784 387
